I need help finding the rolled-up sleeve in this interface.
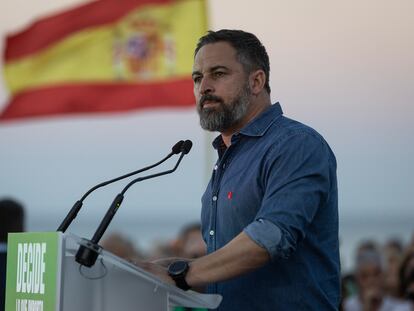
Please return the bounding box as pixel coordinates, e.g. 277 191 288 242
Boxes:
243 132 333 261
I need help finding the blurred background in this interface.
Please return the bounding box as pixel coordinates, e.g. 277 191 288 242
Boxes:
0 0 413 284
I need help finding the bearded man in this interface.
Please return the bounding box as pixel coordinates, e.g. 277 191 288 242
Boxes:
146 29 340 311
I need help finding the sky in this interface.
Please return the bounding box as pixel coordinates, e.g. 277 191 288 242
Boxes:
0 0 413 268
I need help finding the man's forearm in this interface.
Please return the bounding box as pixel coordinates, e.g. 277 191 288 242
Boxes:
186 232 270 287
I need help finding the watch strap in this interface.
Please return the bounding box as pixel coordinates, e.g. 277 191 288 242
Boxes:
168 261 191 291
173 274 191 291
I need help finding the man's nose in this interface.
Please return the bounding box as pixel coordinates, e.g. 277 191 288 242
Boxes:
200 77 214 95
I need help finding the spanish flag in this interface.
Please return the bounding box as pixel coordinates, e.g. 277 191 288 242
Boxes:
1 0 207 121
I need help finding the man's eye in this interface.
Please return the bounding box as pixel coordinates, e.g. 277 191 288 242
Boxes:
193 76 201 83
214 72 225 77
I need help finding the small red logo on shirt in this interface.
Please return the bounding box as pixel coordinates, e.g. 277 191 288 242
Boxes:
227 191 233 199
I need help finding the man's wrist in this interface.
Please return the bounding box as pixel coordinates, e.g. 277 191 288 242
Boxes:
168 260 191 290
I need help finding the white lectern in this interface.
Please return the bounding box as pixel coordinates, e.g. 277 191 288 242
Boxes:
5 232 222 311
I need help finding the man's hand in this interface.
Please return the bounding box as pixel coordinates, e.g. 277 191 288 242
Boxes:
132 260 175 286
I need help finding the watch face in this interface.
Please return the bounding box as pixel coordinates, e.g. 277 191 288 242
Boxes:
169 260 188 276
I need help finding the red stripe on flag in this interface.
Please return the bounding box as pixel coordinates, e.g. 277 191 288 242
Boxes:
0 79 195 121
5 0 170 61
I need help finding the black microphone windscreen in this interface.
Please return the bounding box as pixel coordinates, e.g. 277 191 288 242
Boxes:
182 140 193 154
172 140 184 154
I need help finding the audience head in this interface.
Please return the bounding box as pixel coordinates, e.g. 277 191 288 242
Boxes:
179 222 206 259
0 198 25 243
354 241 385 308
101 232 142 260
399 247 414 302
382 238 405 297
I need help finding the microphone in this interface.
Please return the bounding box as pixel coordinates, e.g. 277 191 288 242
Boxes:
57 140 185 232
75 140 193 267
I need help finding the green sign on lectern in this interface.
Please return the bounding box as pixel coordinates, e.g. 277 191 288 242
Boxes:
5 232 63 311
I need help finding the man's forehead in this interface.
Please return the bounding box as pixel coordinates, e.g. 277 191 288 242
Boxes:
193 42 239 71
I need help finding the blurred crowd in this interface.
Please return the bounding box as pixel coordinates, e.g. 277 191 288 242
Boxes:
340 238 414 310
100 226 414 311
1 197 414 310
100 221 206 263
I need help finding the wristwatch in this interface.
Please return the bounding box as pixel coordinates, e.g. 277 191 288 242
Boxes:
168 260 191 290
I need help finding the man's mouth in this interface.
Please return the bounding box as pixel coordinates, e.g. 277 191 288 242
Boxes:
202 100 220 109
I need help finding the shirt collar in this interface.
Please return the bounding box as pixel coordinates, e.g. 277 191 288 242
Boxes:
212 134 227 158
239 102 283 137
212 102 283 150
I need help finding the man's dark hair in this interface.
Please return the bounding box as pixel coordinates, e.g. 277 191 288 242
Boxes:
0 198 25 242
195 29 271 94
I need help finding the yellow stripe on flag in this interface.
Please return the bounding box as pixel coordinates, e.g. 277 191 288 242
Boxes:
5 0 207 95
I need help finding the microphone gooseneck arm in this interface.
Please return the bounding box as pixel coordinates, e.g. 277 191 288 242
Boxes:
57 140 184 232
75 140 192 267
119 140 192 196
121 152 186 196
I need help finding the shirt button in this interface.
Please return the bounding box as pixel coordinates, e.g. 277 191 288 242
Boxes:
209 230 215 236
212 196 217 201
214 165 218 170
222 163 226 169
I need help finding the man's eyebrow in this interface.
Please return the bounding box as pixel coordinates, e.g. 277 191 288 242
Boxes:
192 65 230 76
211 65 229 71
192 70 201 77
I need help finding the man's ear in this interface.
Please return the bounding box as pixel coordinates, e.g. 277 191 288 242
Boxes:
249 69 266 95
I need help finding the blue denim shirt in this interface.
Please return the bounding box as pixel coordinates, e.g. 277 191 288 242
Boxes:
201 103 340 310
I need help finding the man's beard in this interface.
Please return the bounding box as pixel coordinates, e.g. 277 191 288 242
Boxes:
197 83 251 132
